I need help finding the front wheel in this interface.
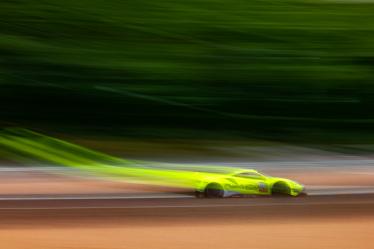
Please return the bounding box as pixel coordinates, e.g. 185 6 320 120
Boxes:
271 182 291 196
204 183 224 198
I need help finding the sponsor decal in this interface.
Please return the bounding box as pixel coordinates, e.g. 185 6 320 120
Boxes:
258 182 268 192
225 184 257 190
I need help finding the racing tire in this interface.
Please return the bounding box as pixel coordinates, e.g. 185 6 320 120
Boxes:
271 182 291 196
204 183 224 198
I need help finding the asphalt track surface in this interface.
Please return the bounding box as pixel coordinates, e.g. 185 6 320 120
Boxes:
1 184 374 201
0 166 374 228
1 167 373 249
0 193 372 228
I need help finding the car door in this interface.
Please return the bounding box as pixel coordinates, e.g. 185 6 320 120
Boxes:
232 172 267 194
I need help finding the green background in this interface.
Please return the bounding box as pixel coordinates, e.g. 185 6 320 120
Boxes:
1 0 374 142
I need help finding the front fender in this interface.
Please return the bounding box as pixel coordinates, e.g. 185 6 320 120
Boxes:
270 178 304 196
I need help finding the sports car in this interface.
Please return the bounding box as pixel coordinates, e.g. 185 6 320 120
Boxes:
194 169 305 198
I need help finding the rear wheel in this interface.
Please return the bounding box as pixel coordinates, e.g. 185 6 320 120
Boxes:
204 183 224 198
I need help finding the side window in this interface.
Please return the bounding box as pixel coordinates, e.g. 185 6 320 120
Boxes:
236 172 262 179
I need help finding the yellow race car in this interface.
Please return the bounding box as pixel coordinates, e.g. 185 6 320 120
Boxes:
194 169 305 198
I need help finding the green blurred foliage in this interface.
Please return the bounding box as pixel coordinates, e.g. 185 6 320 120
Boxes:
1 0 374 142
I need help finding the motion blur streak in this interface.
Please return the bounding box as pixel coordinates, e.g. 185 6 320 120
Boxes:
1 0 374 248
2 0 374 142
0 127 234 190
